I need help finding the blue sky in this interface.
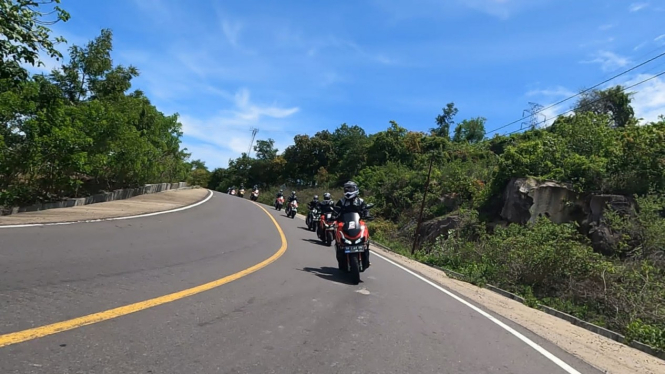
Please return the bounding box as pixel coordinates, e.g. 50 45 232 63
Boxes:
31 0 665 169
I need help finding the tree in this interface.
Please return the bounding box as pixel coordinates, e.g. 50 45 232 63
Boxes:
0 0 70 82
432 102 458 139
189 159 207 171
453 117 486 144
574 85 636 128
253 138 278 160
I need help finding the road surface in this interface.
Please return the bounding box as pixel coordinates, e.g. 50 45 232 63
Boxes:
0 191 602 373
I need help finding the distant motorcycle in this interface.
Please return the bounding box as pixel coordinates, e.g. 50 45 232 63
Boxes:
318 211 336 247
250 189 259 201
238 188 245 198
275 196 285 211
230 189 236 196
285 200 298 219
306 207 321 232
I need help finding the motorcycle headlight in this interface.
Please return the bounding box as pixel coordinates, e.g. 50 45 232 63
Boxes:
344 239 352 244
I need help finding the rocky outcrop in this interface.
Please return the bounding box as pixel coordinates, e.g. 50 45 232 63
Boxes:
584 194 638 255
417 215 461 247
500 177 585 225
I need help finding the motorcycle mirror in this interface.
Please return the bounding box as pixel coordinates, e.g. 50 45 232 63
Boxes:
366 203 375 209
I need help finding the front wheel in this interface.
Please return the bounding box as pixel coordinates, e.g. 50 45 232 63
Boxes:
349 255 360 285
326 231 333 246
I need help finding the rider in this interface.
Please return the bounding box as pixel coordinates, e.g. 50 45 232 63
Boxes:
253 184 259 192
276 189 284 199
288 191 297 204
307 195 319 211
317 192 335 214
334 181 368 219
334 181 370 268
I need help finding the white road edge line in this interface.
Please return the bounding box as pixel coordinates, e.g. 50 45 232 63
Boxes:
0 189 214 229
371 251 582 374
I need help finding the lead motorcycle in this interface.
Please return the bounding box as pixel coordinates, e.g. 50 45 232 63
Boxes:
334 203 374 285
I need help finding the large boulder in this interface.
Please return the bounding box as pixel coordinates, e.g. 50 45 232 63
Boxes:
584 194 638 256
417 215 461 248
500 177 585 225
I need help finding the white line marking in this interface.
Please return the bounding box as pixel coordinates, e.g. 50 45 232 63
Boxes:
371 251 582 374
0 190 214 229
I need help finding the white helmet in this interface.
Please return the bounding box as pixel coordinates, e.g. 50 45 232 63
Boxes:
343 181 359 200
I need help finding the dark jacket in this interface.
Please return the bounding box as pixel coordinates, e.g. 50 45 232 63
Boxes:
334 197 367 220
317 200 335 214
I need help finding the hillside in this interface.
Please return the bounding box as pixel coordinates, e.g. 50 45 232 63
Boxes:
209 98 665 351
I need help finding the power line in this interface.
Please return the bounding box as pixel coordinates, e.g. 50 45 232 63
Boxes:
500 70 665 136
247 127 259 157
486 49 665 136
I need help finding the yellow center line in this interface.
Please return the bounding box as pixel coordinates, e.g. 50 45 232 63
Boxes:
0 202 287 349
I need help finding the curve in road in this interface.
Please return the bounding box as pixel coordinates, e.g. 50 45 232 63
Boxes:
0 192 604 374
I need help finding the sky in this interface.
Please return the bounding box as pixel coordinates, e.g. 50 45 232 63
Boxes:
29 0 665 169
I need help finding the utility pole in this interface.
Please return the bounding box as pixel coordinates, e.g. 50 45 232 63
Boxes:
522 102 546 130
412 153 435 254
247 127 259 157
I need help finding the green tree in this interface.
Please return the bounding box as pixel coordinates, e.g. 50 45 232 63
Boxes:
432 102 457 139
574 85 636 128
453 117 486 144
0 0 70 82
253 138 278 160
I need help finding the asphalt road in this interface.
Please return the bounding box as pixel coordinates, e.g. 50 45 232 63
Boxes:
0 191 603 374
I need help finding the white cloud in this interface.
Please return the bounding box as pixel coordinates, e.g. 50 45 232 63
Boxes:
629 2 649 12
221 20 243 47
526 86 575 98
177 88 300 167
598 24 615 31
625 74 665 123
655 34 665 45
581 50 631 72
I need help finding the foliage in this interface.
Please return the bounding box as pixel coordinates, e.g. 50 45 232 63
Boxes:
0 7 194 207
0 0 70 83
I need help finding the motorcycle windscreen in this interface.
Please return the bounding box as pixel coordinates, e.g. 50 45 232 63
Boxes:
341 212 361 237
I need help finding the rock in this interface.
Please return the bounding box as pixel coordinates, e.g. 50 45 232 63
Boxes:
500 177 585 225
417 215 461 247
585 195 637 255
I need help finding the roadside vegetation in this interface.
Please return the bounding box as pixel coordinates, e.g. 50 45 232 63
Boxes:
212 93 665 351
0 0 204 210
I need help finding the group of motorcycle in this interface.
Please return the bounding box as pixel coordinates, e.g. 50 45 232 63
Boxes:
274 194 374 285
227 186 260 201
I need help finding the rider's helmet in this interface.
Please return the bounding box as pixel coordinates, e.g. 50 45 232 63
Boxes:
291 191 296 196
323 192 331 201
253 185 258 190
279 189 283 193
313 195 319 201
240 183 244 188
343 181 359 200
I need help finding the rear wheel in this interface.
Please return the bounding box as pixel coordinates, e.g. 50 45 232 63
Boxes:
349 255 360 285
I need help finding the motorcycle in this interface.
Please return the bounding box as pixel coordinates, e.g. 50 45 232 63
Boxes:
250 189 259 201
318 211 336 247
306 207 321 232
238 188 245 198
285 200 298 219
230 189 236 196
275 196 285 211
334 204 374 285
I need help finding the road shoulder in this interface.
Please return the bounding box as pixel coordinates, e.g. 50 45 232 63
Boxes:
371 244 665 374
0 188 210 226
